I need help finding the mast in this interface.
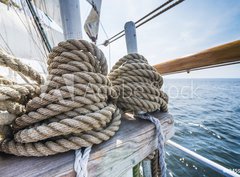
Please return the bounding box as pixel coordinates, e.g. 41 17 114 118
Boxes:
59 0 82 40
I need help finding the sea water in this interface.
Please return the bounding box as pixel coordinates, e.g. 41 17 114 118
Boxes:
163 79 240 177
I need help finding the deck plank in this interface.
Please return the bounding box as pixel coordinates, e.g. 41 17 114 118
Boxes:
0 113 174 177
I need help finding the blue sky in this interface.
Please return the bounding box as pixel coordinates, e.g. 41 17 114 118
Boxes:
80 0 240 78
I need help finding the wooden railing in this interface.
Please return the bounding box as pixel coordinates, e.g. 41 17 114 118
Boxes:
0 113 174 177
154 40 240 75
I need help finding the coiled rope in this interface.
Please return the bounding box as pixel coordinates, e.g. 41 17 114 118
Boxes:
109 54 168 177
0 40 168 177
0 40 121 156
0 49 43 142
0 49 43 117
108 53 168 113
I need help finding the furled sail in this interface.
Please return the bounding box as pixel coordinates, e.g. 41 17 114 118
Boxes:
84 0 102 43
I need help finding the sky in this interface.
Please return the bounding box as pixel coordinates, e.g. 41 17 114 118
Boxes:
80 0 240 78
0 0 239 78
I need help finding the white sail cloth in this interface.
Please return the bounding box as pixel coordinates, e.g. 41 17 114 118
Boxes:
84 0 102 43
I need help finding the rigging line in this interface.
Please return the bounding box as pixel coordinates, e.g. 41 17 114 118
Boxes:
136 0 185 28
108 43 112 69
24 1 51 55
11 2 37 42
100 21 109 39
99 20 112 68
0 32 14 54
0 43 6 51
106 29 124 43
28 0 50 57
20 1 36 34
103 0 184 46
135 0 174 24
32 0 55 49
0 15 14 54
0 32 31 83
103 0 176 44
25 0 52 53
11 4 48 59
88 0 112 68
42 0 55 47
20 1 49 60
44 0 62 47
0 31 45 62
0 5 44 82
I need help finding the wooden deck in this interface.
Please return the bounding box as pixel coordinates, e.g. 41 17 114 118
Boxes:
0 113 174 177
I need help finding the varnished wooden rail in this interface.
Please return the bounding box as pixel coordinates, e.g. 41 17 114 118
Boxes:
154 40 240 75
0 113 174 177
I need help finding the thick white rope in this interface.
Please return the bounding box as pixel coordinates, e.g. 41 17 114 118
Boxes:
74 146 92 177
135 113 166 177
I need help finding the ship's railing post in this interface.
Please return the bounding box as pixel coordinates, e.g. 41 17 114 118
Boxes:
124 21 152 177
59 0 82 40
142 160 152 177
124 21 138 53
123 20 136 177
